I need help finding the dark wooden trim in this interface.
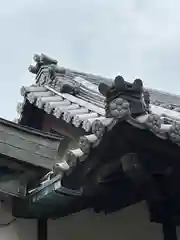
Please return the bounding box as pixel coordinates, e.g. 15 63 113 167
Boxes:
20 100 45 130
0 118 62 170
162 223 177 240
0 117 62 141
38 219 47 240
42 113 85 139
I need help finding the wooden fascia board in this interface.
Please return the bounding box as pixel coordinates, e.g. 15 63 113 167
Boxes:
0 118 62 169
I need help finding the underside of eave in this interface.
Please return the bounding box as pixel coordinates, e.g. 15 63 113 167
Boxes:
62 119 180 190
13 118 180 219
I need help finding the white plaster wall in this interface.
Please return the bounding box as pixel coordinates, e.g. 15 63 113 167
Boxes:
0 219 37 240
0 200 37 240
0 202 163 240
48 202 164 240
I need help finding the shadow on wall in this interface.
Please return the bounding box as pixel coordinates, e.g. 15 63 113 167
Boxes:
0 200 180 240
48 202 164 240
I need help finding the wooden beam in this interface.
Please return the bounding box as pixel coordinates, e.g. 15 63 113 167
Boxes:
0 118 62 169
162 223 177 240
38 219 47 240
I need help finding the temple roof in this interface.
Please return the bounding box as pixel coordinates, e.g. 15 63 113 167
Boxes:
12 53 180 218
18 56 180 127
17 54 180 172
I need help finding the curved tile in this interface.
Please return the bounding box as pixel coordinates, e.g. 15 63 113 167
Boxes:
36 96 63 109
72 112 98 128
53 104 80 119
45 85 105 115
44 100 71 114
27 91 54 104
63 108 89 123
20 86 46 97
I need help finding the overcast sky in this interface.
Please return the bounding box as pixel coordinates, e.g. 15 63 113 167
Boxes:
1 0 180 120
